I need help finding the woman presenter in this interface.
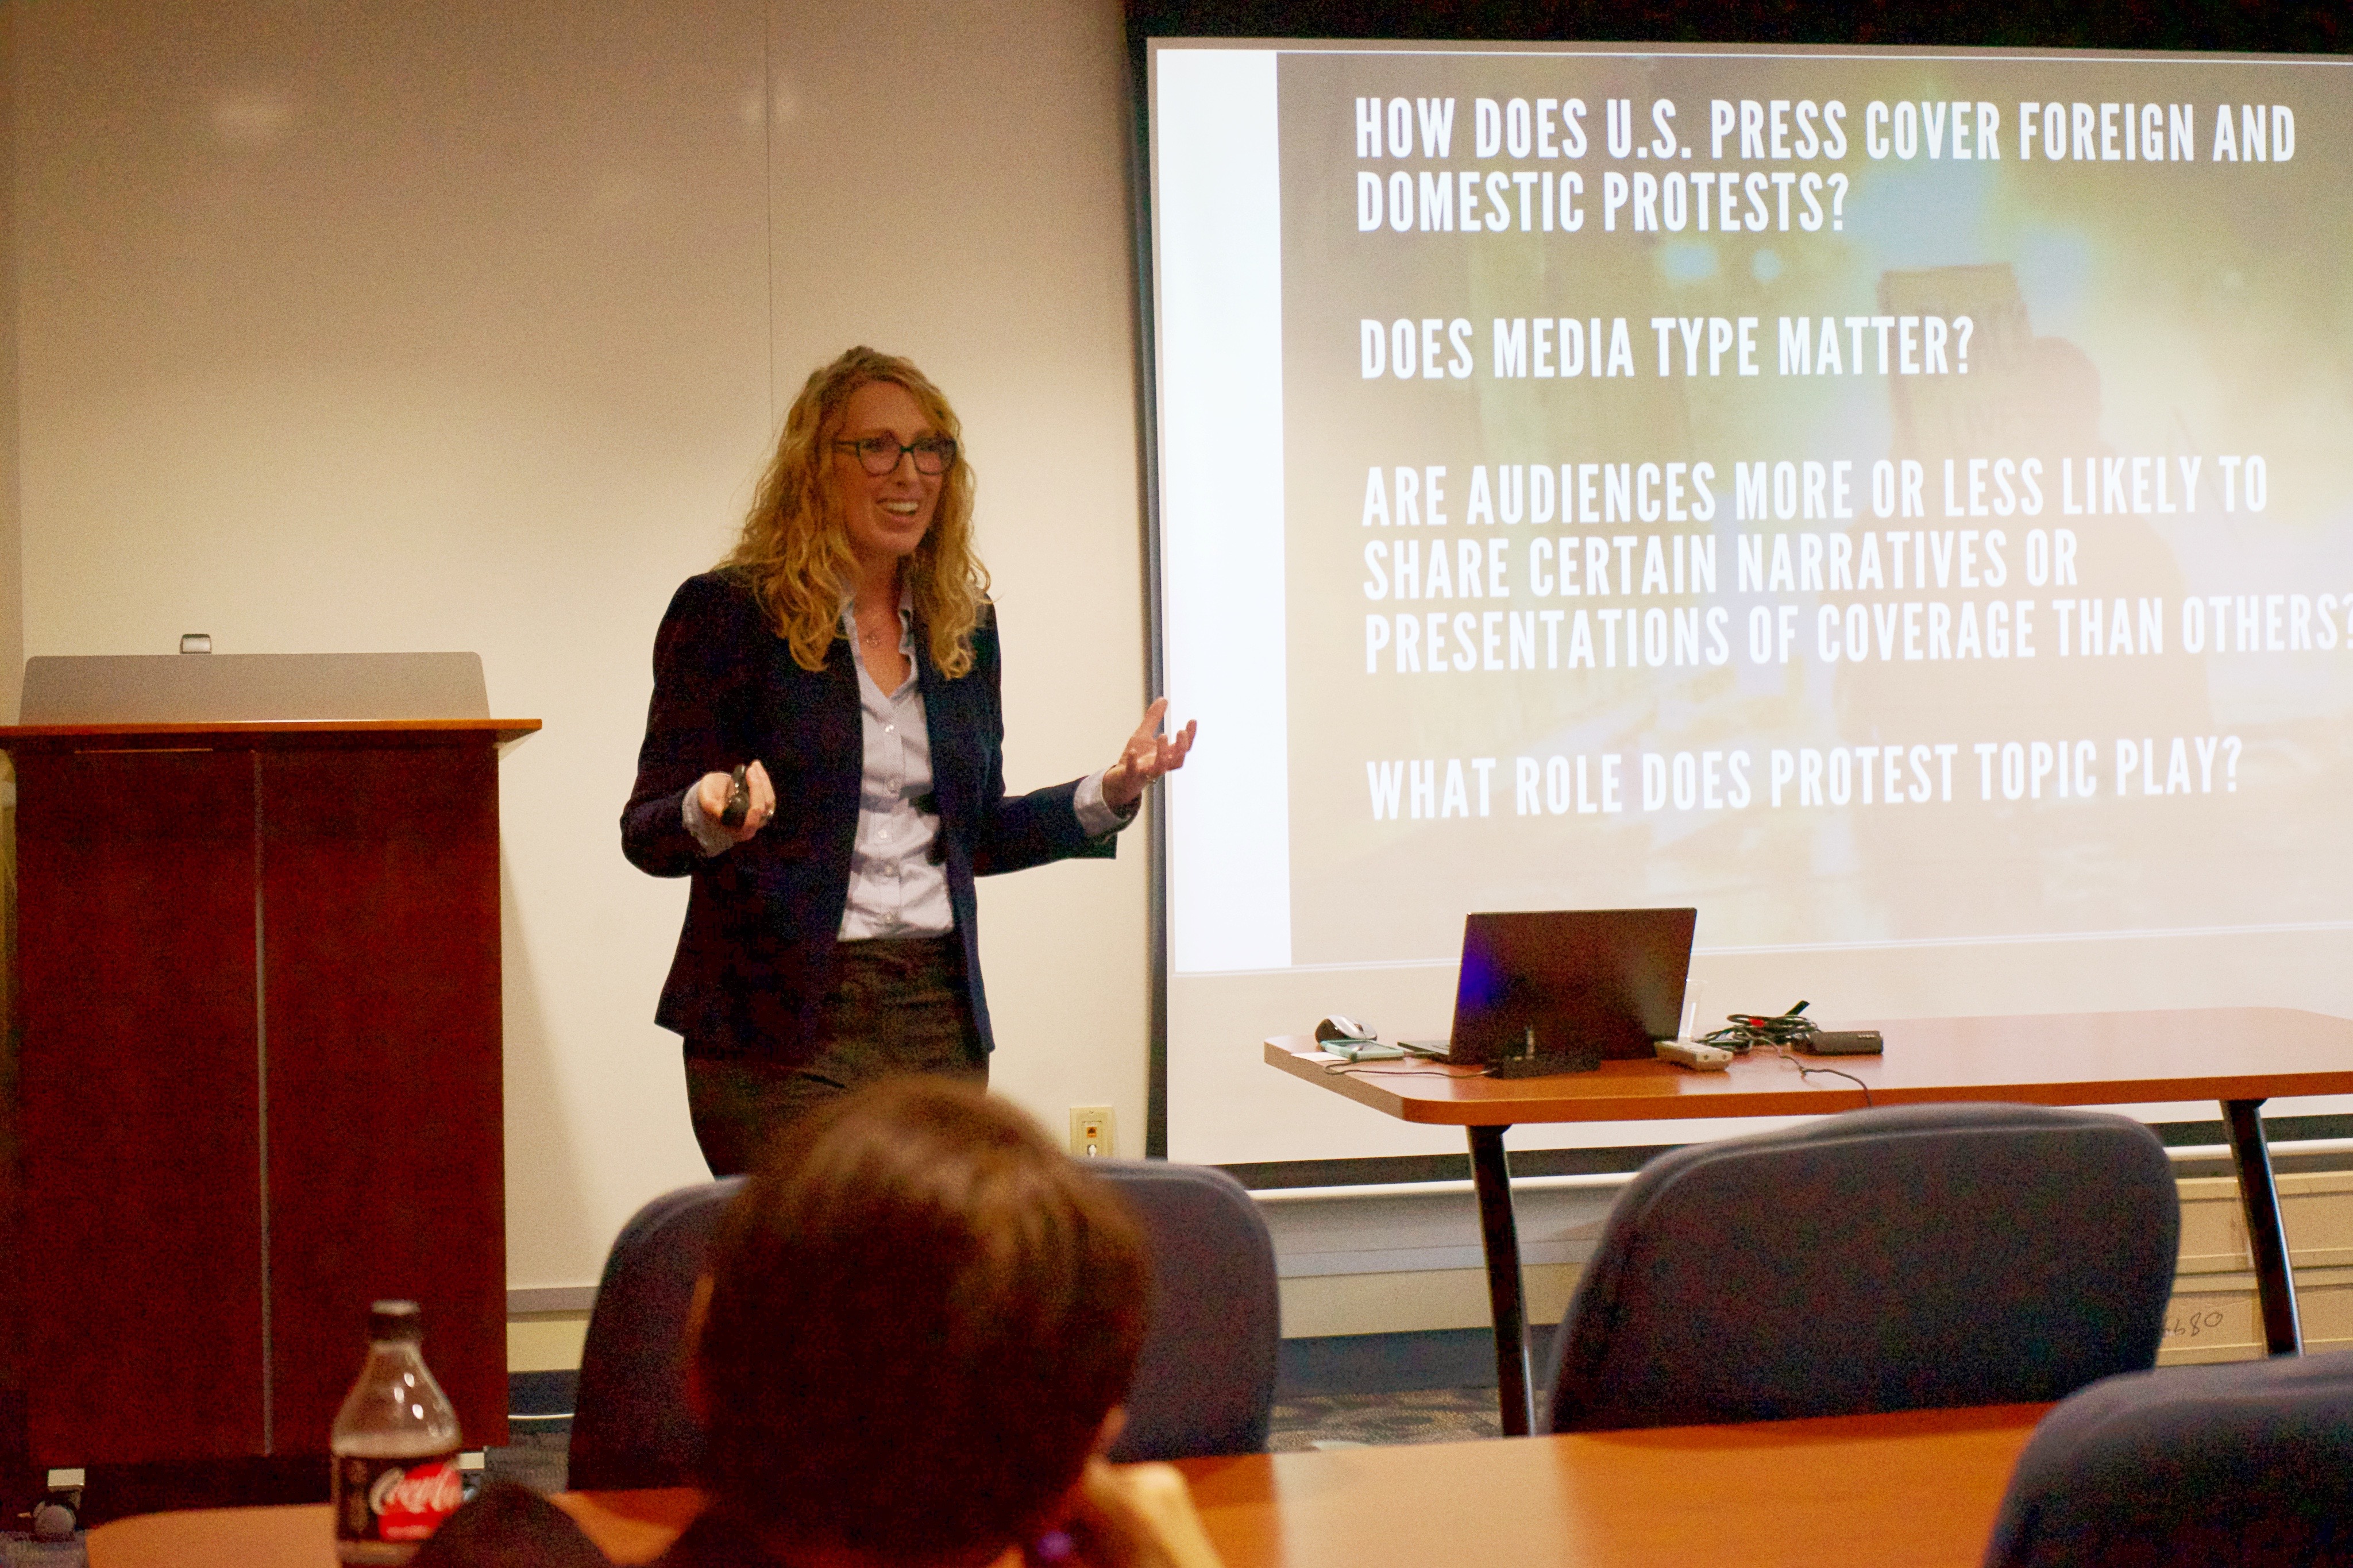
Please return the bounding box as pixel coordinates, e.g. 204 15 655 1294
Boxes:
622 346 1192 1176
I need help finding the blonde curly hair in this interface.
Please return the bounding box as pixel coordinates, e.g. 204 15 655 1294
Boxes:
723 346 990 677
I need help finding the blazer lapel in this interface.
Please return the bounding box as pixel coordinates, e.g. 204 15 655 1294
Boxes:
768 629 861 810
911 616 976 825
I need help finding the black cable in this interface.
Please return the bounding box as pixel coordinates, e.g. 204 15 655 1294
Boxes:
1321 1060 1490 1079
1696 1000 1816 1056
1698 1002 1877 1106
1789 1057 1874 1106
1755 1042 1874 1106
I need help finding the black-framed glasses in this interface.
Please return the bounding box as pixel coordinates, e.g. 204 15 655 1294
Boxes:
834 434 957 477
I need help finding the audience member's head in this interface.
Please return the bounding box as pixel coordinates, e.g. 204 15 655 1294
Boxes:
695 1076 1150 1565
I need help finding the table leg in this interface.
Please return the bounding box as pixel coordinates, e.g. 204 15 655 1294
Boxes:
2221 1098 2301 1356
1467 1125 1534 1436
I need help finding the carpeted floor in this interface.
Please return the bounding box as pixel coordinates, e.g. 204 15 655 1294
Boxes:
486 1381 1509 1493
1266 1388 1502 1451
485 1329 1526 1491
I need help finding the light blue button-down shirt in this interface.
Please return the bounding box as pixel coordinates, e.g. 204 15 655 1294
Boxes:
685 593 1125 937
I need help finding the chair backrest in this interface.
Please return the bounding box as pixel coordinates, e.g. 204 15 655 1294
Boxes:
565 1178 741 1491
1542 1102 2179 1432
1983 1350 2353 1567
1091 1160 1282 1462
566 1159 1278 1488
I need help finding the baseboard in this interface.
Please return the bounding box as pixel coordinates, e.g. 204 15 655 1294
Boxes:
1278 1325 1560 1396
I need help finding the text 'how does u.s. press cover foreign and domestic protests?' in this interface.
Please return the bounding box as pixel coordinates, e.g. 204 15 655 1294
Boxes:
1257 48 2353 956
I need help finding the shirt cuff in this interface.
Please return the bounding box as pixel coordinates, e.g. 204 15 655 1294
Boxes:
682 785 735 858
1074 769 1137 838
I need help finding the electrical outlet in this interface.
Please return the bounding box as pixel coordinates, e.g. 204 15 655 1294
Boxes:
1069 1106 1116 1158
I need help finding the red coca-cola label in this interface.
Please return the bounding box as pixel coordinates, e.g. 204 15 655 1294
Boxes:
335 1452 462 1544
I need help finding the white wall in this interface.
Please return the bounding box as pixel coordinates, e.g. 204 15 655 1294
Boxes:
11 0 1150 1293
0 0 19 720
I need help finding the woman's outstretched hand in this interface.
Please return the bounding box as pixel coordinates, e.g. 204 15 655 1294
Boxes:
1101 698 1197 812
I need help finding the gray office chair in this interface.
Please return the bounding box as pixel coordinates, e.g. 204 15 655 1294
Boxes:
567 1158 1279 1489
1094 1159 1280 1461
1982 1349 2353 1567
565 1177 743 1490
1542 1102 2180 1432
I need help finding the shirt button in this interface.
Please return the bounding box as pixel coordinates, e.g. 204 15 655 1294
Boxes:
885 724 894 733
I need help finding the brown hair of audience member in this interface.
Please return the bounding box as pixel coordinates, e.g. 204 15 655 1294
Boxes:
696 1077 1150 1565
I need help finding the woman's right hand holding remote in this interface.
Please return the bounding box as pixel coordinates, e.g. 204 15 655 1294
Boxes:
693 760 775 844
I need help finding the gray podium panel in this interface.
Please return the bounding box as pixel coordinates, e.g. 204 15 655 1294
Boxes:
20 652 490 725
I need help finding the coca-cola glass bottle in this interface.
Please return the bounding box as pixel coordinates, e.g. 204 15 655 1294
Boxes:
331 1299 464 1565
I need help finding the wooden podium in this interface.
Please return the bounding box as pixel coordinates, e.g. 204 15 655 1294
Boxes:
1 653 537 1480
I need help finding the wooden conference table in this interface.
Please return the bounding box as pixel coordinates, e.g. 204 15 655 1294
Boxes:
1268 1006 2353 1435
86 1401 2049 1568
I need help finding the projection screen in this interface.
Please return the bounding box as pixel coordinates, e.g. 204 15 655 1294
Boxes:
1149 41 2353 1166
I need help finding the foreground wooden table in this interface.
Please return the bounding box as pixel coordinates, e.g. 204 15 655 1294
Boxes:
84 1486 701 1568
1269 1006 2353 1432
1180 1404 2043 1568
87 1404 2048 1568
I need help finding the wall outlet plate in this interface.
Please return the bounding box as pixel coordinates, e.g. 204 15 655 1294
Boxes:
1070 1106 1116 1158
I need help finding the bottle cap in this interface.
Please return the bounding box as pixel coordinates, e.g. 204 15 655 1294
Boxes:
368 1299 424 1343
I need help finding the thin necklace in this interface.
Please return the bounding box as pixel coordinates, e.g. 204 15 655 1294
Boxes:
857 585 899 651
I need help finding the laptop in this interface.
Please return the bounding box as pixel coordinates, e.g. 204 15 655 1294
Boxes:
1408 909 1698 1075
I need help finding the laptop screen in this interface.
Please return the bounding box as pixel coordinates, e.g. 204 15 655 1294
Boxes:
1448 909 1698 1065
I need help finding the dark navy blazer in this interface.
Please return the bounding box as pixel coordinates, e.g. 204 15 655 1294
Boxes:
620 570 1114 1065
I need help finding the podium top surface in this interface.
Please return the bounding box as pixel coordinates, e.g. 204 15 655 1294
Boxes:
2 654 538 748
